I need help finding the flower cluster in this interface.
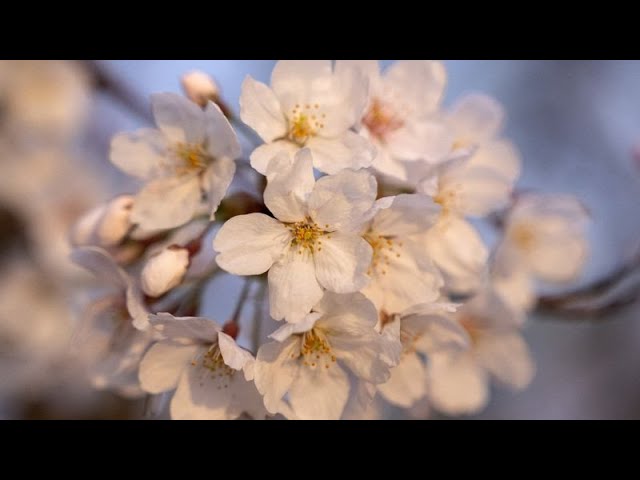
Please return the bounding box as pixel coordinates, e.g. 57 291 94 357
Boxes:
70 60 590 420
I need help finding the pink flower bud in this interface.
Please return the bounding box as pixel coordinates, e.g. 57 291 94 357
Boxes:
140 246 190 298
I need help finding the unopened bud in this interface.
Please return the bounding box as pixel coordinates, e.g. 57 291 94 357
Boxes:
70 195 133 248
96 196 134 247
140 246 190 298
181 71 220 108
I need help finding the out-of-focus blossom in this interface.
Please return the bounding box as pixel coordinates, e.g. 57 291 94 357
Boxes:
140 247 190 298
110 93 240 230
181 71 220 108
240 60 375 175
341 60 453 182
71 195 134 249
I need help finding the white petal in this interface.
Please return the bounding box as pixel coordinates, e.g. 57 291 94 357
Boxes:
428 351 489 416
110 128 168 180
317 292 391 385
263 149 314 222
203 157 236 219
314 233 372 294
308 169 377 232
288 362 350 420
239 76 287 143
448 93 504 144
249 140 299 176
139 342 199 394
170 350 251 420
401 307 470 355
372 194 441 237
439 140 520 217
385 119 453 163
268 251 324 323
378 352 427 408
70 246 128 288
476 332 535 390
218 331 254 374
268 311 322 342
384 60 447 115
335 60 381 86
202 101 241 159
151 92 205 144
149 313 220 343
271 60 333 111
425 217 488 294
363 239 442 314
131 175 202 230
306 131 376 175
254 337 301 413
213 213 290 276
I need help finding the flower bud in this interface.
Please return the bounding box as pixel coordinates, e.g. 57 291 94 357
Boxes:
181 71 220 108
140 246 190 298
70 204 107 247
95 196 134 247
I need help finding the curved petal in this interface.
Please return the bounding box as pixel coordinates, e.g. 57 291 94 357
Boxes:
372 194 441 237
384 60 447 116
149 313 220 343
306 131 376 175
425 217 488 294
203 157 236 219
428 351 489 416
476 332 535 390
213 213 290 276
254 337 301 414
218 331 254 375
131 175 202 230
110 128 168 180
263 149 314 223
308 169 377 232
249 140 299 176
268 251 324 323
385 119 453 163
139 342 199 394
448 93 504 144
314 233 372 294
151 92 205 144
271 60 333 112
239 76 287 143
70 246 128 288
288 362 350 420
203 101 241 159
378 352 427 408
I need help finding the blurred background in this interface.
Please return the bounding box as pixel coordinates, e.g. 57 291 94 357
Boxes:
1 60 639 420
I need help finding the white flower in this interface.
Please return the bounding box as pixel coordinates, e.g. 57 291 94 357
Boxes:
140 246 190 298
427 290 535 416
418 139 521 294
446 93 505 152
376 303 468 409
240 60 375 175
110 92 240 230
214 150 376 323
181 70 220 107
339 60 452 182
254 292 396 420
360 194 443 314
495 193 590 283
139 313 266 420
70 195 134 248
70 247 154 397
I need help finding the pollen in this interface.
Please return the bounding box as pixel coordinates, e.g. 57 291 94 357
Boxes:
434 184 463 216
288 218 325 254
365 231 401 276
201 345 235 378
294 328 336 370
173 142 209 173
511 223 536 251
362 97 404 142
288 104 325 145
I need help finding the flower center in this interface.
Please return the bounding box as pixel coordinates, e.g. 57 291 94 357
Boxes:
434 183 463 217
365 232 402 276
199 345 235 378
290 328 336 370
173 142 209 174
288 104 325 145
362 98 404 142
458 314 481 345
510 223 536 252
288 218 326 254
